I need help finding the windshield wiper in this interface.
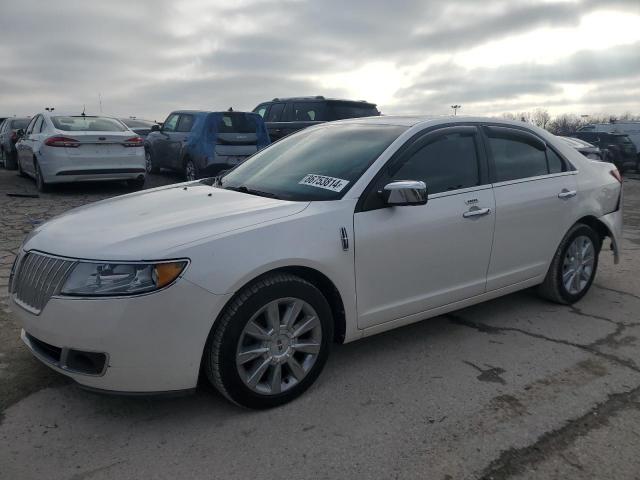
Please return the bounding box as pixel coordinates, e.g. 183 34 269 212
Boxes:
223 185 281 199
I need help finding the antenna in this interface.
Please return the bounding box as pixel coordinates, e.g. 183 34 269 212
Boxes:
81 104 86 116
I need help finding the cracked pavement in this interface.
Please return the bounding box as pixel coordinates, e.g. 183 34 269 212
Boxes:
1 169 640 479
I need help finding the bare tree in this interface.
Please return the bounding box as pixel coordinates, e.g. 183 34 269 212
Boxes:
532 109 550 129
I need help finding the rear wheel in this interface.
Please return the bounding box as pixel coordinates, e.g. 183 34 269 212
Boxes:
538 224 600 304
34 160 49 192
203 273 333 409
184 158 198 181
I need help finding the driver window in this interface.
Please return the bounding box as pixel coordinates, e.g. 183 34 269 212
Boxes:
391 133 481 195
163 114 180 132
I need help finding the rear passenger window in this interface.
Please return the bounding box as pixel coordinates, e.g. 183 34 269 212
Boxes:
176 115 194 132
293 103 323 121
489 137 548 182
391 133 480 195
266 103 284 122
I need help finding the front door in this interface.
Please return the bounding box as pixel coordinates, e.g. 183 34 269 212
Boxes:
354 126 496 329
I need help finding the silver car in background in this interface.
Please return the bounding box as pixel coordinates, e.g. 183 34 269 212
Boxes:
15 113 146 191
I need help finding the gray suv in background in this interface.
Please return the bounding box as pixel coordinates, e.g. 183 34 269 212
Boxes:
253 96 380 141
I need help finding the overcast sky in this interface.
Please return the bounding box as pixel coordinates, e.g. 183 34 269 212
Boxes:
1 0 639 121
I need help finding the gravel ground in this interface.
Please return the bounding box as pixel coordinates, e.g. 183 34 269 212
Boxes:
1 168 639 480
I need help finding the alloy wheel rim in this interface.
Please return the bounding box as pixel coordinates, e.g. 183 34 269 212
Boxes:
236 298 322 395
562 235 595 295
145 151 152 173
186 161 196 181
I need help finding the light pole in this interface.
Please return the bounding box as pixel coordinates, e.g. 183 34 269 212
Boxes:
451 104 461 116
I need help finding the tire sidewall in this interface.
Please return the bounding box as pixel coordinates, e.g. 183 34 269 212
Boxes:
212 277 333 409
554 225 600 303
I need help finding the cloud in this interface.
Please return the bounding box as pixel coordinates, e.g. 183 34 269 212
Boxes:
0 0 638 120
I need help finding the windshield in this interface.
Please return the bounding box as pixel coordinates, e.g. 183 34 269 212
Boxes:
219 124 407 201
52 116 128 132
11 118 30 129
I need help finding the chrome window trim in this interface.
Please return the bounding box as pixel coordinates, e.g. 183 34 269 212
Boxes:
491 170 578 189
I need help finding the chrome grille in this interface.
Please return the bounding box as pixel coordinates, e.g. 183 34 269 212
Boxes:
10 252 76 314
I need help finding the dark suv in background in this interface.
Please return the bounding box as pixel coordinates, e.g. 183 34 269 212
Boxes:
574 131 639 172
253 96 380 141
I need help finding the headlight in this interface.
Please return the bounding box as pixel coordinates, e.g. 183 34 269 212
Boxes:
60 261 188 297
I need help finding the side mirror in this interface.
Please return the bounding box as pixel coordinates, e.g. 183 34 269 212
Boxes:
150 124 160 132
382 180 428 206
16 128 25 138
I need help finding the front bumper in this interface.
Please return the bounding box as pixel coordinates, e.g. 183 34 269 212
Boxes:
12 279 231 392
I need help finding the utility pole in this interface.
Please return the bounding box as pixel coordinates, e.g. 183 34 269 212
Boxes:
451 104 461 116
98 93 103 113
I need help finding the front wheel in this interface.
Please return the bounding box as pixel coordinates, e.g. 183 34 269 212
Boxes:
538 224 601 304
145 149 159 174
203 273 333 409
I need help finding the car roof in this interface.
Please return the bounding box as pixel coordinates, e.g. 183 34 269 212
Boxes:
327 115 551 129
560 136 595 148
267 96 376 105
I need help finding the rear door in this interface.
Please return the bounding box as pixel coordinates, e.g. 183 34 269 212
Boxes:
214 112 261 165
483 125 578 291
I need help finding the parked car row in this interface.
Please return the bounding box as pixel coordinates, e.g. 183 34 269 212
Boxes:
573 130 639 172
1 95 381 191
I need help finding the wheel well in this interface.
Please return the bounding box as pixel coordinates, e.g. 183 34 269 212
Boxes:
227 267 347 344
576 215 611 247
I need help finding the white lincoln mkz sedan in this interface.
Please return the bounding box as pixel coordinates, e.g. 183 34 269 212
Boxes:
9 116 622 408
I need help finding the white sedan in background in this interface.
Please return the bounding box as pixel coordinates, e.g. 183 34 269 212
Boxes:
15 113 146 191
9 116 622 409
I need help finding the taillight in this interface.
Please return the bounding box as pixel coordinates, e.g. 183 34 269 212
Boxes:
45 136 80 148
610 168 623 183
123 136 144 147
10 132 17 142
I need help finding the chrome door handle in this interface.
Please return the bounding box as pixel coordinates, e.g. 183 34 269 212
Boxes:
463 207 491 218
558 190 577 199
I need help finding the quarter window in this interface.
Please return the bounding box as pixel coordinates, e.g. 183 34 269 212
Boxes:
546 148 567 174
489 137 548 182
390 132 481 195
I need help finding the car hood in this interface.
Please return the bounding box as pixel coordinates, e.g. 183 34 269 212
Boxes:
24 183 308 260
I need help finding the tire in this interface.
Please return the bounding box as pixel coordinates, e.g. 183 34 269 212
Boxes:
203 273 333 409
538 223 601 304
127 176 146 190
145 149 159 174
17 154 25 177
34 160 50 192
184 158 198 181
